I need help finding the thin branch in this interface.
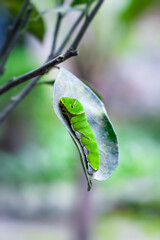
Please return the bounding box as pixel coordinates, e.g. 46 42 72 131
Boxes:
0 0 31 75
55 0 93 56
70 0 104 49
37 79 55 86
0 0 103 95
49 13 63 59
0 49 78 124
56 11 85 56
0 0 104 124
0 50 76 95
49 0 66 59
0 6 33 76
0 0 30 58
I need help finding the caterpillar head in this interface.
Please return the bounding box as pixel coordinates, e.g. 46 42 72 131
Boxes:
60 97 84 115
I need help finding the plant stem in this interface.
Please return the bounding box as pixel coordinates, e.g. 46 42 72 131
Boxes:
0 0 31 76
0 50 77 95
0 0 104 124
49 13 63 58
70 0 104 49
49 0 66 59
0 49 78 124
56 11 85 56
0 1 104 95
37 80 55 86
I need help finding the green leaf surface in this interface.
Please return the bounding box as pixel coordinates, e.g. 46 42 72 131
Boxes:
0 0 45 41
120 0 160 23
71 0 96 7
53 68 119 189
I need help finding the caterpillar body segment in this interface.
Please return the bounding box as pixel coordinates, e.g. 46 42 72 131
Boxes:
60 97 99 173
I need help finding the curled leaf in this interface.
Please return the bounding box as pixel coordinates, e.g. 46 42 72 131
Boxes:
53 68 119 189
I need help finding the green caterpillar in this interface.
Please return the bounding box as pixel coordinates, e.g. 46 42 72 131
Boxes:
60 97 99 174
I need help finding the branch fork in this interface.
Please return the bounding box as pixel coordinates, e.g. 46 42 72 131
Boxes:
0 0 104 124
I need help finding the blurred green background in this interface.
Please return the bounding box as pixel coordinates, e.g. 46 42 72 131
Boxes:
0 0 160 239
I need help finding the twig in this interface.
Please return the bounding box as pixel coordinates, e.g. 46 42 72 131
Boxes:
0 0 104 124
49 0 65 59
0 0 30 58
0 7 33 75
0 50 76 95
55 0 93 56
56 11 85 56
0 49 78 124
0 0 31 76
37 79 55 86
0 10 84 95
0 0 103 95
49 0 66 59
0 1 103 95
70 0 104 49
49 13 63 59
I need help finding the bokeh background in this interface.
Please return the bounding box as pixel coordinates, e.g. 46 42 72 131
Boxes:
0 0 160 239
